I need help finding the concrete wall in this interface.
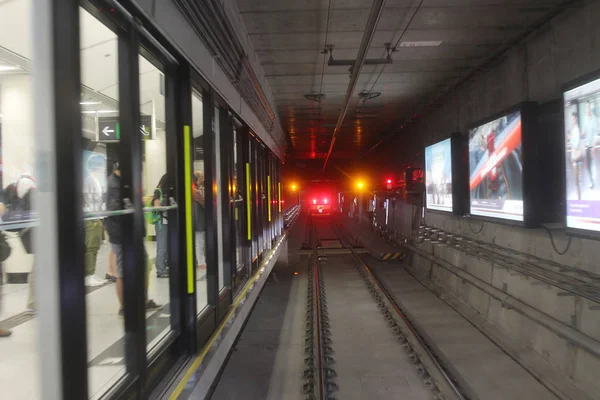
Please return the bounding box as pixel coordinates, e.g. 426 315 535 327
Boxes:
376 1 600 395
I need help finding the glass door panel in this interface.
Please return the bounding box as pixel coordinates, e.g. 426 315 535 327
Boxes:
233 129 244 273
214 106 225 290
79 8 129 398
191 89 208 314
138 53 172 352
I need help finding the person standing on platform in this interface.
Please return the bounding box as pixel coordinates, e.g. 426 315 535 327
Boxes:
105 162 161 317
83 170 107 287
153 174 169 278
570 112 584 200
193 171 206 279
583 101 599 189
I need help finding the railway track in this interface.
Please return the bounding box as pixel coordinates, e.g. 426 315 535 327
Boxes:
301 216 466 400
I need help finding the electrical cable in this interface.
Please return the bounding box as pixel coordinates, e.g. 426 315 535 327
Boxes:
360 0 425 104
542 225 572 255
318 0 333 99
467 219 484 234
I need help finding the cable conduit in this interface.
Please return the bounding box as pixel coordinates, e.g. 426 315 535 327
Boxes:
403 242 600 360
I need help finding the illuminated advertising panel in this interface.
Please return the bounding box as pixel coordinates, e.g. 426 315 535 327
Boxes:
425 138 452 212
564 77 600 232
468 110 523 221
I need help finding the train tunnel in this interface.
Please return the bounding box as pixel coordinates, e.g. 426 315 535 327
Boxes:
0 1 599 400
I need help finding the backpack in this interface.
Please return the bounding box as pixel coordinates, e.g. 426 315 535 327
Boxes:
3 182 22 212
0 232 12 262
144 187 163 226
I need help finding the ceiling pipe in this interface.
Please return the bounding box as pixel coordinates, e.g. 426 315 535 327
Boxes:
322 0 387 172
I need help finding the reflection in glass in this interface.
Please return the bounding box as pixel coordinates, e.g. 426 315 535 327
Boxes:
78 8 130 399
139 54 169 352
191 90 208 313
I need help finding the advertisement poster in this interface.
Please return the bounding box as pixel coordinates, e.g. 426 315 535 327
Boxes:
83 147 107 212
564 77 600 232
425 138 453 212
468 110 523 221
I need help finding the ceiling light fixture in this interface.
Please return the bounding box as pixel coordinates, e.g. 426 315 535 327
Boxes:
80 101 102 105
398 41 442 47
81 110 117 114
0 65 19 72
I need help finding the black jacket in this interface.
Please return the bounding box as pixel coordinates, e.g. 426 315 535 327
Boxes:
105 173 147 244
105 173 122 244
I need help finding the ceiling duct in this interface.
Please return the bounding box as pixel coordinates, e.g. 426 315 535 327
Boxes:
304 93 326 103
326 43 394 67
358 90 381 101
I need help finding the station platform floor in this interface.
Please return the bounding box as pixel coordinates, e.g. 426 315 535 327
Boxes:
175 213 584 400
0 241 209 400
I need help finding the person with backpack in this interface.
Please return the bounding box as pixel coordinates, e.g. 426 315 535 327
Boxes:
1 176 37 313
149 174 169 278
105 162 161 317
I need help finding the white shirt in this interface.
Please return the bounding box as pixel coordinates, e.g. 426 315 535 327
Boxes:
83 175 103 212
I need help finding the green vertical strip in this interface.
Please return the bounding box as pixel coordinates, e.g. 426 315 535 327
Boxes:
184 125 194 294
116 122 120 140
278 182 281 212
246 163 251 240
267 175 271 222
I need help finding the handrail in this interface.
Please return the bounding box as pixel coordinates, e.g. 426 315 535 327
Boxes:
0 204 179 228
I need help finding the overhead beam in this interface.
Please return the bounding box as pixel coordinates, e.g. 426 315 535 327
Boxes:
322 0 387 171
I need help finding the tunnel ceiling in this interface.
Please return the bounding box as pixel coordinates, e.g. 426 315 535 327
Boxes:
235 0 566 168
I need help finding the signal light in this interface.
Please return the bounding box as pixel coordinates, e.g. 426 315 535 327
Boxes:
324 198 328 204
313 199 317 204
387 179 392 184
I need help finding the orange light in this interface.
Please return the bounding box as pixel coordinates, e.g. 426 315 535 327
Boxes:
357 181 364 190
291 184 297 191
294 272 299 275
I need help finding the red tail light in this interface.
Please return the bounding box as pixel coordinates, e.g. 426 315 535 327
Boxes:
324 198 328 204
312 199 317 204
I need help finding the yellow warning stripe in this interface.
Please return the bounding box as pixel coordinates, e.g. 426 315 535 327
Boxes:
382 252 403 261
184 125 194 294
168 236 285 399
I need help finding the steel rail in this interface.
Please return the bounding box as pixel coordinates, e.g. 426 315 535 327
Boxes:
309 218 327 399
